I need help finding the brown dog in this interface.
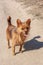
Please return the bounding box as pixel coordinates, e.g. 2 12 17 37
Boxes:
6 16 31 55
6 16 16 48
12 19 31 55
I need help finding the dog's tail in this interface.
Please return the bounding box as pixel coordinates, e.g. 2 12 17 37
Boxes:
7 16 12 25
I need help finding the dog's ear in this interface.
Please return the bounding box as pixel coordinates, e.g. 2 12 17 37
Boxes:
16 19 22 27
26 19 31 25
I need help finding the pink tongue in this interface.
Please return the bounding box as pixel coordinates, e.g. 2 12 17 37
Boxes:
24 34 27 37
23 32 27 37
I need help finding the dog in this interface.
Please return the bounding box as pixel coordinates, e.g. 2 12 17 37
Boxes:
6 16 31 55
6 16 16 48
11 19 31 55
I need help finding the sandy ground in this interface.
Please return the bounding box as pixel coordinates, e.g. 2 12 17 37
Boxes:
0 0 43 65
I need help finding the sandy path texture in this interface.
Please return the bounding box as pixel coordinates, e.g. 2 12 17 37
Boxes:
0 0 43 65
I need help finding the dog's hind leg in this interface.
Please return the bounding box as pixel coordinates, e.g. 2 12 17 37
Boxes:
7 39 11 49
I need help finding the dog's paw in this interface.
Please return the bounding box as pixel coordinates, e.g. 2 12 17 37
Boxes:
12 52 16 56
8 46 11 49
19 51 23 53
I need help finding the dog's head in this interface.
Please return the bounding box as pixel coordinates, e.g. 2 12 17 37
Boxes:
25 19 31 34
7 16 11 25
16 19 31 39
16 19 31 34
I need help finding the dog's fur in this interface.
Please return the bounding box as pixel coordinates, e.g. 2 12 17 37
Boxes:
6 16 16 48
12 19 31 55
6 16 31 55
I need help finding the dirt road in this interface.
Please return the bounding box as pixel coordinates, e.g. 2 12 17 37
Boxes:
0 0 43 65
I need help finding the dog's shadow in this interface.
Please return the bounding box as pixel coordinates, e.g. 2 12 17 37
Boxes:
23 36 43 52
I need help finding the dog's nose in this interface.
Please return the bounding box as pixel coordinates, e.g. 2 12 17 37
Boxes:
24 29 27 32
26 27 28 29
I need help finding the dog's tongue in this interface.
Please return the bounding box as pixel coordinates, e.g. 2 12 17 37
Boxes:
24 34 27 37
23 32 27 37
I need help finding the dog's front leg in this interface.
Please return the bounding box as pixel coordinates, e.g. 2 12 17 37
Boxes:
12 44 15 55
19 45 22 53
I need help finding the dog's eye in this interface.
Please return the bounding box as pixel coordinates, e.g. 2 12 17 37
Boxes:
26 27 28 29
22 28 24 30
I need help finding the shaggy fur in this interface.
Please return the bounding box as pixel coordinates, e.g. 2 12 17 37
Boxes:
6 16 31 55
6 16 16 48
12 19 31 55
